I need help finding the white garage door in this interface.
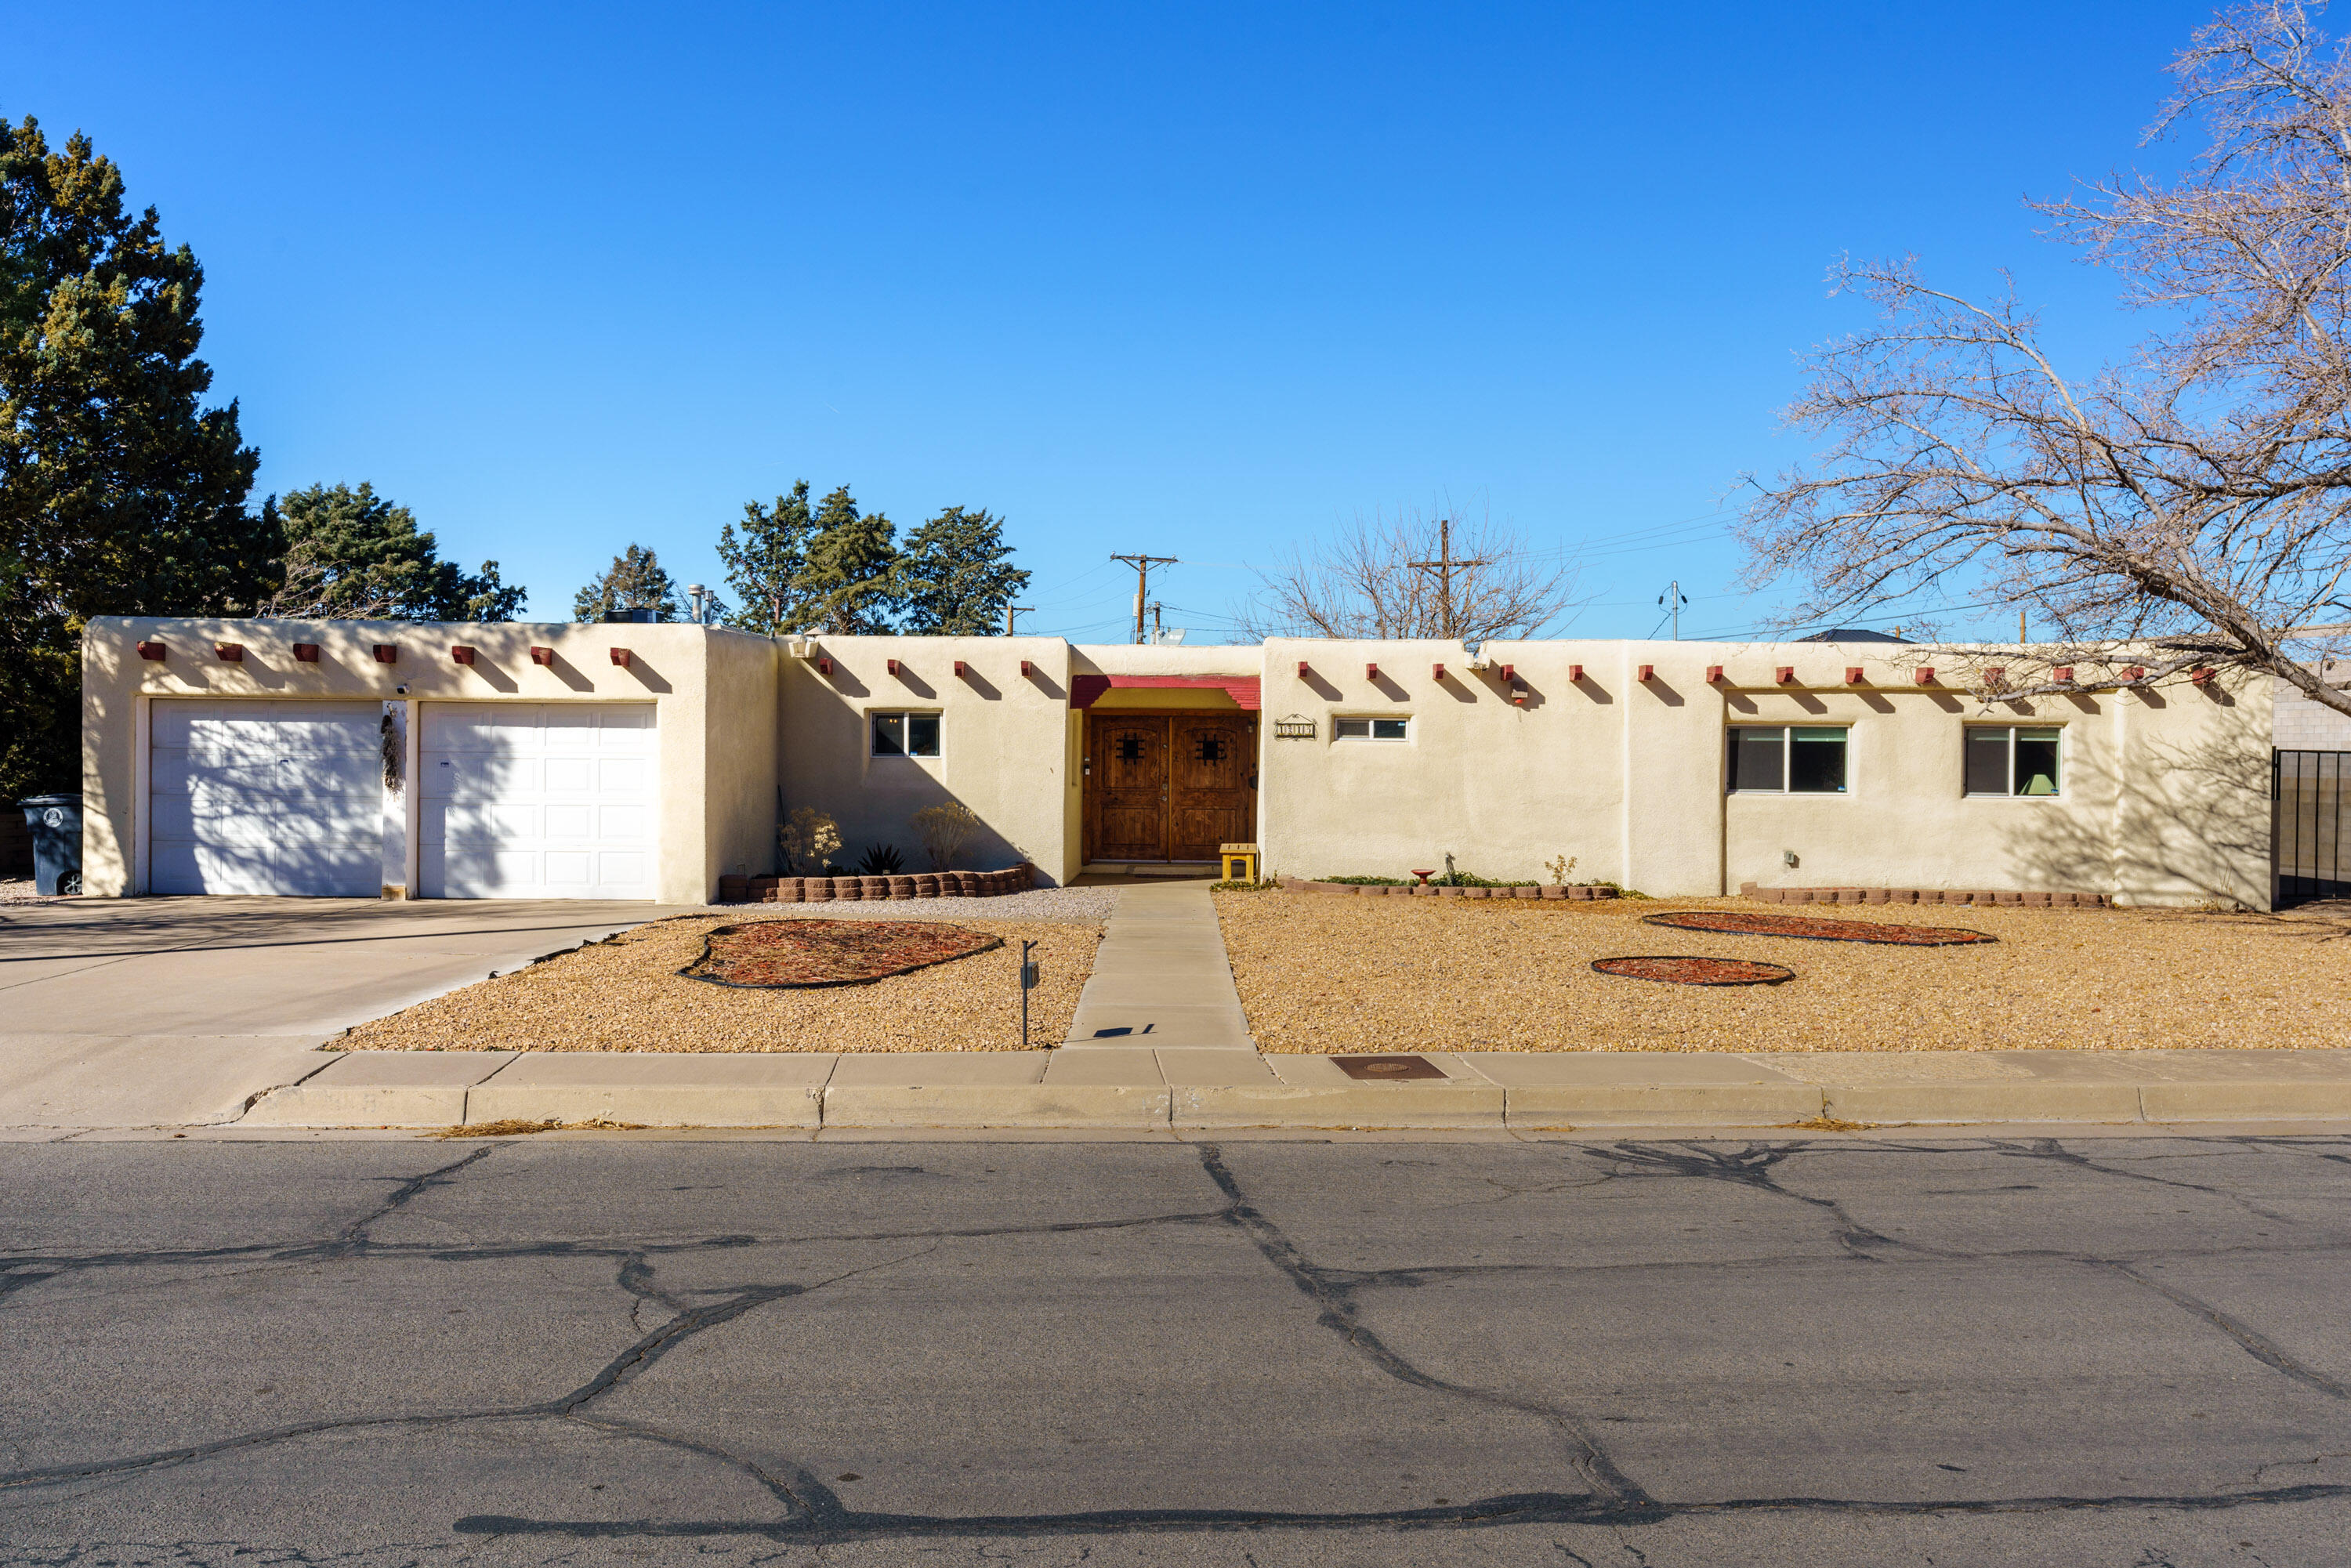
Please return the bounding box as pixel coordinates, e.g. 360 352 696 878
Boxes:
150 700 384 896
419 703 657 899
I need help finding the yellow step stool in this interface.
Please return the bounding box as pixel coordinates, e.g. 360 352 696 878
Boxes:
1219 842 1261 882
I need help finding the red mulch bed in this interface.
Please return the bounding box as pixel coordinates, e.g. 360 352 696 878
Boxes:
1643 910 1997 947
1591 955 1796 987
680 920 1004 989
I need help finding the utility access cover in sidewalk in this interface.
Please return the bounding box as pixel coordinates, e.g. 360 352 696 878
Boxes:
1332 1055 1448 1081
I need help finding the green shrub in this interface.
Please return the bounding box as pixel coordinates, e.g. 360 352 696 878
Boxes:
1322 875 1410 885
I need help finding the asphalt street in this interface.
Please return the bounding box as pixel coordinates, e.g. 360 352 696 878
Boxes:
2 1132 2347 1566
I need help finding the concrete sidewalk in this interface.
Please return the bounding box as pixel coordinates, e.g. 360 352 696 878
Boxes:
233 1043 2351 1132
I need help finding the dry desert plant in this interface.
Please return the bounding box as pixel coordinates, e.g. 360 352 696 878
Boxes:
910 802 981 871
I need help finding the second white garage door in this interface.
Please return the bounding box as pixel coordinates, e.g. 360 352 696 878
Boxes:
418 703 657 899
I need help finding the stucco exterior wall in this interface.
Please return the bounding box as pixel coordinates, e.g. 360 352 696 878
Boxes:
777 636 1074 883
78 621 2274 908
701 631 784 890
78 617 752 902
1254 637 2273 907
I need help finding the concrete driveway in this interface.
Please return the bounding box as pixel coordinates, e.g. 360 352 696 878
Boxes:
0 897 686 1128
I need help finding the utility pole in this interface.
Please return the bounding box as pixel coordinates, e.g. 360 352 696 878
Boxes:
1110 554 1178 644
1150 603 1163 644
1658 580 1686 639
1406 518 1491 639
1005 603 1034 636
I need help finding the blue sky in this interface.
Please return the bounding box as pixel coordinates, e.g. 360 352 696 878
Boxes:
9 0 2219 642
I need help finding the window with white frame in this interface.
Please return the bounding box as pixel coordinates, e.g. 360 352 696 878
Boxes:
1726 726 1849 793
1965 726 2060 796
1334 716 1410 741
871 712 941 758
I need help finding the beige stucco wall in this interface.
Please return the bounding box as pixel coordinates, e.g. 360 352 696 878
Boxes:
80 621 2275 909
79 617 767 904
701 631 784 888
1255 637 2273 907
777 636 1075 883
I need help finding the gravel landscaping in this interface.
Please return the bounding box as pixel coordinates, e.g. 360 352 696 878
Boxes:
339 911 1100 1052
1215 889 2351 1053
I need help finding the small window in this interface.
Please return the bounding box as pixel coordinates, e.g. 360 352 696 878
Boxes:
1965 726 2059 796
871 712 941 759
1335 716 1410 741
1727 726 1847 794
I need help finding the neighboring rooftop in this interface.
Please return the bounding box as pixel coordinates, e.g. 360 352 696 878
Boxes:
1791 628 1914 644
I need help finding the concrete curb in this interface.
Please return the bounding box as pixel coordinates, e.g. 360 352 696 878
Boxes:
232 1048 2351 1132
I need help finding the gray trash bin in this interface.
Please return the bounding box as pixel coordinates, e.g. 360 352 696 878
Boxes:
19 793 82 896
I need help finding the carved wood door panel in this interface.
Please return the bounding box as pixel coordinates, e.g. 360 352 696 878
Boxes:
1090 716 1166 860
1168 715 1255 862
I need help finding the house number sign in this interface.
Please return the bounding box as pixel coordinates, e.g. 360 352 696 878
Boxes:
1273 715 1317 740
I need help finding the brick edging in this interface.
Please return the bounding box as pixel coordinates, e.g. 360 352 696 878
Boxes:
1741 882 2109 908
1280 878 1619 902
718 865 1038 904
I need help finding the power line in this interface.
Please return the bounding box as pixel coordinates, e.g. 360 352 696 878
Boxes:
1108 553 1179 645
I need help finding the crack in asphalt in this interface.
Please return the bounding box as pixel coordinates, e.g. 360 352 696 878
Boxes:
1994 1139 2298 1223
1586 1141 1947 1260
6 1135 2351 1548
2108 1263 2351 1401
1191 1144 1655 1507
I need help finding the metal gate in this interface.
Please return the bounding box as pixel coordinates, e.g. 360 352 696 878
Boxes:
2275 749 2350 904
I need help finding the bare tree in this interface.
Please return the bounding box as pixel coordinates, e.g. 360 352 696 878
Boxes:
1740 1 2351 714
1241 507 1578 643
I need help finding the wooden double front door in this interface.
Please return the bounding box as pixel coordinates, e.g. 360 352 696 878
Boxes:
1086 712 1257 863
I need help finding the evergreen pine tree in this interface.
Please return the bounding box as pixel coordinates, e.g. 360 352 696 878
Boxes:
717 480 814 635
267 481 523 621
572 542 679 621
0 114 274 797
897 506 1031 634
798 485 899 634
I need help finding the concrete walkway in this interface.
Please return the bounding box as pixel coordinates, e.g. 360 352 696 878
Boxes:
1061 880 1255 1050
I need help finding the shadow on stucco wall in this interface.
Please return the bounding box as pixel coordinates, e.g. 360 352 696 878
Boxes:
1997 722 2271 907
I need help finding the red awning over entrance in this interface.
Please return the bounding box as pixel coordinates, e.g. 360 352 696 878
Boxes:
1070 674 1262 710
